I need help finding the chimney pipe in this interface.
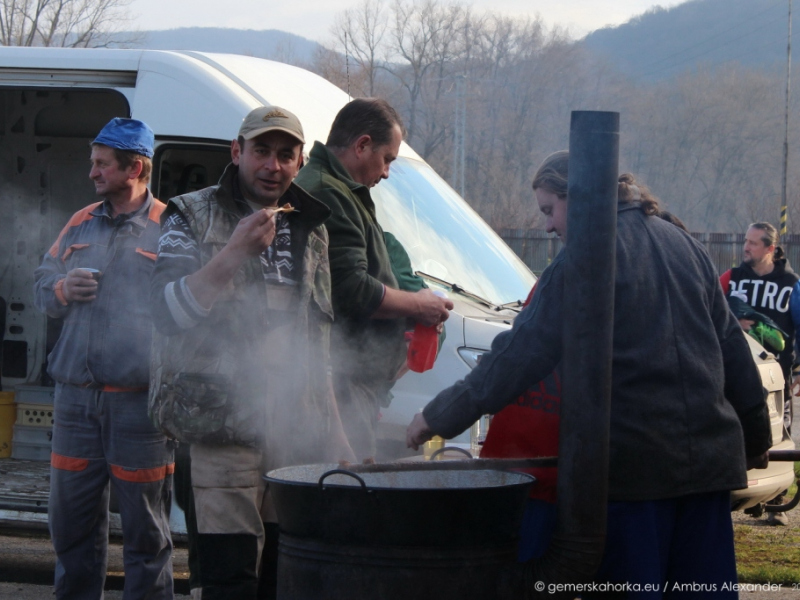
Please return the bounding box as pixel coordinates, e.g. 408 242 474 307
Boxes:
520 111 619 598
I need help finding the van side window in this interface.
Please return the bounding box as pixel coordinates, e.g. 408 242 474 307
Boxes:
154 145 229 200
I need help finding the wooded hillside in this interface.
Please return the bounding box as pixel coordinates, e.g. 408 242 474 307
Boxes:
584 0 792 81
122 0 800 235
312 0 800 234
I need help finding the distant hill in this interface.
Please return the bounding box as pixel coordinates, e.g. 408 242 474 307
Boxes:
126 27 322 65
125 1 794 83
583 0 792 81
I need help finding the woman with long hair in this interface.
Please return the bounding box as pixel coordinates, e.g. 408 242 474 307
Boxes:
408 151 771 596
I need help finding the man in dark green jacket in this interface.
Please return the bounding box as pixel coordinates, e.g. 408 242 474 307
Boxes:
295 98 453 460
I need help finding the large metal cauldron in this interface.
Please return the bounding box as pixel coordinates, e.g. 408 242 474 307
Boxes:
265 462 534 600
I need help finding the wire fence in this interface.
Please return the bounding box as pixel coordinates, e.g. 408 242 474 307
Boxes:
498 229 800 276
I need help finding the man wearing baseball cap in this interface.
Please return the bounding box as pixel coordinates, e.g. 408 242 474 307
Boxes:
149 106 354 599
33 117 175 599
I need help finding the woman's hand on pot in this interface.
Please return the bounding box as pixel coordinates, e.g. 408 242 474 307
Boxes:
406 413 434 451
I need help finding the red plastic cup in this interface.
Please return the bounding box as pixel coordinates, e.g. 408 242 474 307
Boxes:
407 322 438 373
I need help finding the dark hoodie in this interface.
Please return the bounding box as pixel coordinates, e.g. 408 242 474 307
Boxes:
720 257 799 376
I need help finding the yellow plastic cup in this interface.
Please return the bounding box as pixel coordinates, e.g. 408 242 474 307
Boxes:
0 392 16 458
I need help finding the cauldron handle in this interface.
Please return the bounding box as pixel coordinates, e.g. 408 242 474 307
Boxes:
318 469 368 490
429 446 474 461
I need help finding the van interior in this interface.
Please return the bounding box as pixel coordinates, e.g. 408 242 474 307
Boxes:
0 87 229 391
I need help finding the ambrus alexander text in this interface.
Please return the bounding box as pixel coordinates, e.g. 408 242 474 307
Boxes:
541 581 785 594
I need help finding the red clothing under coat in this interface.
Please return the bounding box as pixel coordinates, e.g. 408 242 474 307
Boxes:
479 284 560 503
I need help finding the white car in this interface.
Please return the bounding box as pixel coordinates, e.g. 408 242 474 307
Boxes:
730 335 797 511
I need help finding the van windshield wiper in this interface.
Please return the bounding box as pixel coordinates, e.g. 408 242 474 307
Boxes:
414 271 497 310
495 300 524 313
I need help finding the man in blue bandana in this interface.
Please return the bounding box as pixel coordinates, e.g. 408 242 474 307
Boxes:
34 117 175 600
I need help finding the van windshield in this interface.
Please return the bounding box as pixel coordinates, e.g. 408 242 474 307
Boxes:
372 157 536 306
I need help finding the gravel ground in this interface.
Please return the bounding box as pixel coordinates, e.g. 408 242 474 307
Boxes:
0 518 796 600
0 530 191 599
0 582 192 599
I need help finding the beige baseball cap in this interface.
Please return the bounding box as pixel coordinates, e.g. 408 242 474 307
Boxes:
238 106 305 143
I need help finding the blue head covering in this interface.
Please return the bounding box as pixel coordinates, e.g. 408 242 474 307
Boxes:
92 118 154 158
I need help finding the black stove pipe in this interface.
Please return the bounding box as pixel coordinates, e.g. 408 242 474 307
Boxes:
521 111 620 598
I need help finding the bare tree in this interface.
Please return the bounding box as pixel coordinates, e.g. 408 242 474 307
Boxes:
332 0 388 97
312 43 379 100
320 0 800 234
621 65 786 232
385 0 455 142
0 0 138 48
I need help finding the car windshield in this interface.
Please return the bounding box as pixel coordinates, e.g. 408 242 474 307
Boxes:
371 157 536 306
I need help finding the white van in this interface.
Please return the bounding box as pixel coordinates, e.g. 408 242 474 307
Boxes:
0 47 535 464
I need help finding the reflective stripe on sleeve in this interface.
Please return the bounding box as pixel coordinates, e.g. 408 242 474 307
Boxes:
54 278 68 306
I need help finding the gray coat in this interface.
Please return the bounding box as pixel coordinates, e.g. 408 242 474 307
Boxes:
149 165 337 466
423 203 772 501
34 193 164 387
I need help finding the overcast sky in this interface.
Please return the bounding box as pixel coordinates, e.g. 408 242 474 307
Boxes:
130 0 684 42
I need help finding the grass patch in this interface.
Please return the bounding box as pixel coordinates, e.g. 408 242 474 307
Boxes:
790 462 800 498
735 523 800 584
735 463 800 584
